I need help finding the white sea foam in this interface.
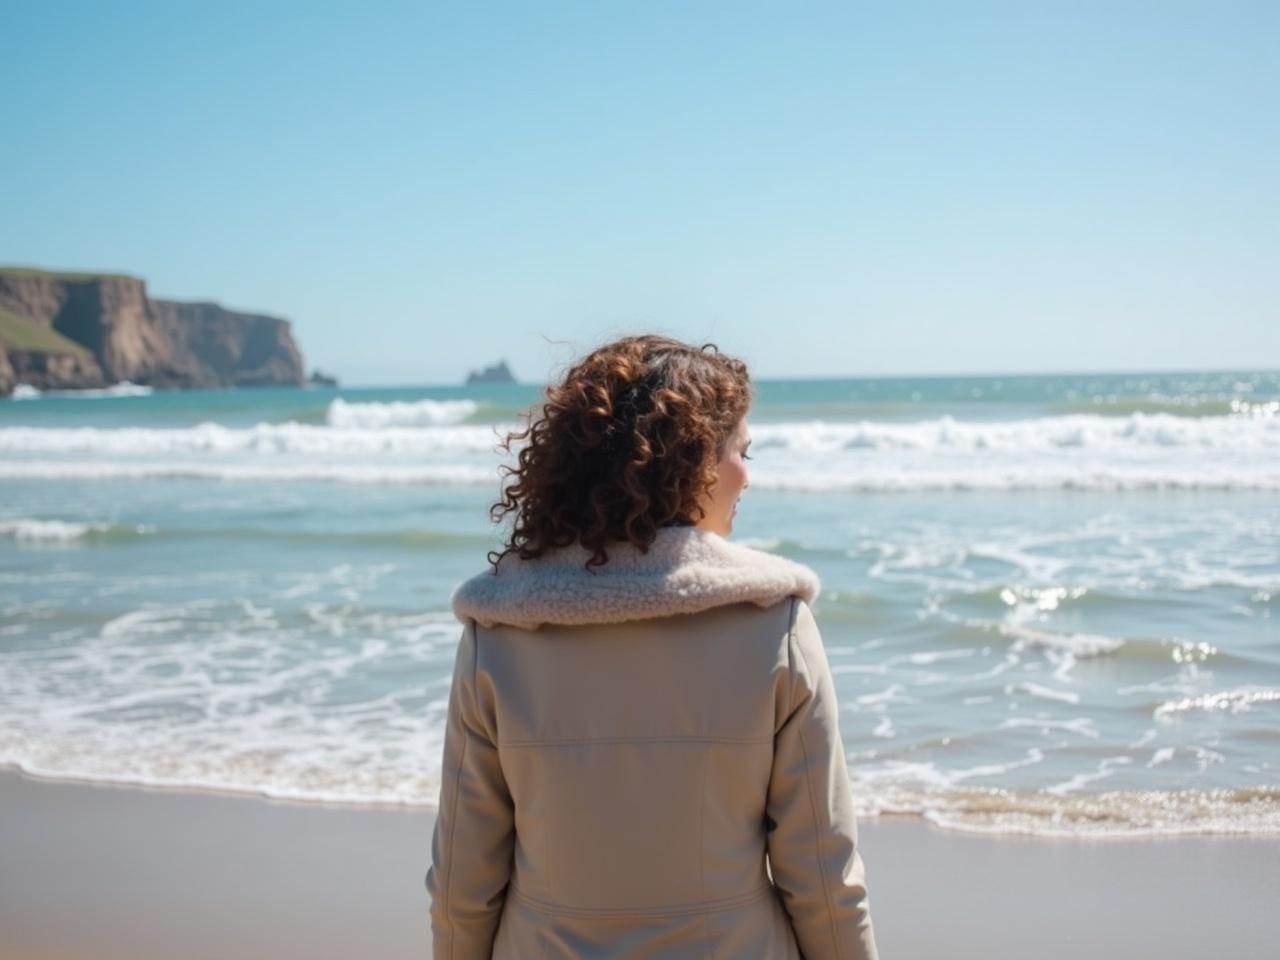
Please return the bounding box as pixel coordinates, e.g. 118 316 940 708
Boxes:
1 376 1275 842
2 603 1277 838
1154 688 1280 720
1045 756 1135 794
1148 747 1176 767
903 648 978 666
743 468 1280 492
996 622 1126 658
749 411 1279 453
0 410 1276 489
841 743 1280 837
1 458 1272 490
78 381 154 398
1128 727 1158 748
865 781 1280 838
0 518 112 541
0 517 156 542
325 397 478 428
0 421 505 456
862 512 1280 599
0 590 465 810
853 683 910 709
1000 716 1101 739
0 461 499 484
10 381 154 399
1008 681 1082 704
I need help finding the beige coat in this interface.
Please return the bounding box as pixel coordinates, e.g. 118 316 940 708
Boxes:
426 526 879 959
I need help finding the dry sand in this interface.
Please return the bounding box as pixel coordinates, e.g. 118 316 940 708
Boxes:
1 766 1277 959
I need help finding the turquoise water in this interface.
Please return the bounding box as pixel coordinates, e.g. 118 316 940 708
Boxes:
1 369 1277 837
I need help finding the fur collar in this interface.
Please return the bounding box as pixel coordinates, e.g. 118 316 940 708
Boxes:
451 525 820 629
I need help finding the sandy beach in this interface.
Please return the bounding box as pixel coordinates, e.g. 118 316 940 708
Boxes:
1 766 1276 959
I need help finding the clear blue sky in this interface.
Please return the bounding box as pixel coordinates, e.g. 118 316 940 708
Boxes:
4 1 1277 386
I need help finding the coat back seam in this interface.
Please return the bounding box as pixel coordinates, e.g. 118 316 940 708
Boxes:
790 604 844 959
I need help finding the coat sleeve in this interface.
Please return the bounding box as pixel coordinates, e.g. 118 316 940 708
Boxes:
425 618 515 959
765 598 879 960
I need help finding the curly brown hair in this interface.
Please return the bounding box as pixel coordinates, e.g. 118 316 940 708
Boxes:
486 334 753 571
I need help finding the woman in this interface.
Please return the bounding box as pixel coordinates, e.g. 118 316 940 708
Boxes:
426 334 879 959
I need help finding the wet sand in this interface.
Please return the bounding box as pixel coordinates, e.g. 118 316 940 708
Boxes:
1 766 1277 959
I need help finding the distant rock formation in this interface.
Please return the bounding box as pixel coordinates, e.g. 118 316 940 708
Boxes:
466 360 517 385
308 368 339 387
0 266 311 397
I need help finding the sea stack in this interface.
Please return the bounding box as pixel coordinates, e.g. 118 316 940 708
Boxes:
465 360 517 385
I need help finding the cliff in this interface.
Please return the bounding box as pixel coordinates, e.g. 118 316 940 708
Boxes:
0 267 309 397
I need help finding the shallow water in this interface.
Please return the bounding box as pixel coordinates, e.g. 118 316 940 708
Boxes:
2 369 1277 837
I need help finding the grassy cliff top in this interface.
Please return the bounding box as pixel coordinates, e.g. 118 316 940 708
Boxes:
0 307 93 356
0 265 140 282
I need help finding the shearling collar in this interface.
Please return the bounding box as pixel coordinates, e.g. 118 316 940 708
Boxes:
451 525 820 629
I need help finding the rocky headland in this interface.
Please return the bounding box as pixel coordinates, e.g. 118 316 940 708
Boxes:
0 267 322 397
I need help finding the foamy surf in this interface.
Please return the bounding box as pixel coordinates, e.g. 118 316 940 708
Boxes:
2 573 1276 838
2 754 1275 839
1154 689 1280 719
0 518 112 541
8 381 154 399
2 373 1276 841
325 396 479 428
0 518 156 542
860 780 1280 838
0 409 1276 489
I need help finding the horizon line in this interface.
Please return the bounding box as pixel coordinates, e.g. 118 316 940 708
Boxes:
337 364 1279 391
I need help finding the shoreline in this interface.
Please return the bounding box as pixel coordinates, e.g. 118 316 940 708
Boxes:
3 767 1279 959
0 761 436 815
4 761 1276 842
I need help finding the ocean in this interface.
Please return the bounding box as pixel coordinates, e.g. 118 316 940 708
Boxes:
1 368 1277 838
